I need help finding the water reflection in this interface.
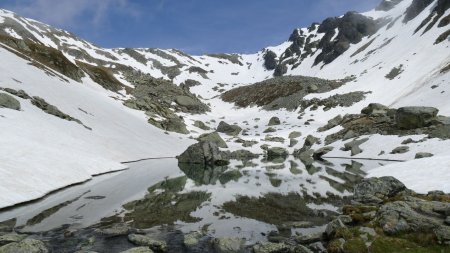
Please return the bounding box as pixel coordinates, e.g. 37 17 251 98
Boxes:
0 157 392 242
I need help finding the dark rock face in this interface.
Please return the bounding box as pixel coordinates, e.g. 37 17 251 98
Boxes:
216 121 242 136
376 0 404 11
177 141 229 166
403 0 434 23
263 50 277 70
0 93 21 110
396 106 439 129
353 176 407 204
267 147 289 159
315 12 380 65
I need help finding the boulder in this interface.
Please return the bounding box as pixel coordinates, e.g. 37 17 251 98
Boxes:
0 233 27 247
2 88 31 99
313 146 334 160
0 239 48 253
197 132 227 148
193 120 210 130
217 121 242 136
353 176 407 204
268 117 281 126
415 152 434 159
361 103 389 116
177 141 229 166
390 146 409 154
119 247 154 253
267 147 289 159
128 234 167 252
318 115 343 132
263 127 277 133
183 231 202 248
212 237 244 253
0 93 21 110
175 95 203 111
288 131 302 139
396 107 439 130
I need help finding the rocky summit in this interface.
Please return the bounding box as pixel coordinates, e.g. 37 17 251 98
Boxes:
0 0 450 252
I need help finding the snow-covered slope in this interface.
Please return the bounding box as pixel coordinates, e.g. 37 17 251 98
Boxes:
0 0 449 208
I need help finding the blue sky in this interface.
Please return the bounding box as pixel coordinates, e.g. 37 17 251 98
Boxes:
0 0 381 54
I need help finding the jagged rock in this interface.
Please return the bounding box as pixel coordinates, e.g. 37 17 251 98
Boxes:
313 146 334 160
0 239 48 253
318 115 343 132
353 176 407 204
396 106 439 130
228 149 259 160
212 237 244 253
343 130 357 140
193 120 210 130
267 147 289 159
119 247 154 253
0 93 21 110
289 131 302 139
217 121 242 136
390 146 409 154
415 152 434 159
361 103 389 116
2 88 31 99
183 231 202 248
342 138 369 156
197 132 227 148
177 141 229 166
264 50 277 70
268 117 281 126
128 234 167 252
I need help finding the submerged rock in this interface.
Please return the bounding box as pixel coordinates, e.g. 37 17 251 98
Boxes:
0 93 21 111
177 141 229 166
267 147 289 159
0 239 48 253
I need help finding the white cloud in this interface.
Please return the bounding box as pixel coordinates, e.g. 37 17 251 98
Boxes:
6 0 140 28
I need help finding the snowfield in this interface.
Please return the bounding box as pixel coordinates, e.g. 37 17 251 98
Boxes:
0 0 450 208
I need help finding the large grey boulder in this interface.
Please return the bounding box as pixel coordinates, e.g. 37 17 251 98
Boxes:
177 141 229 166
268 117 281 126
0 233 27 247
0 93 21 110
318 115 342 132
216 121 242 136
0 239 48 253
396 106 439 129
353 177 407 204
197 132 227 148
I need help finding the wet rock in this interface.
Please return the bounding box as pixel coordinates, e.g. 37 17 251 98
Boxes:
0 93 21 110
193 120 210 130
0 219 16 234
228 149 259 161
197 132 227 148
361 103 389 116
128 234 167 252
415 152 433 159
295 232 323 244
353 176 407 204
212 237 244 253
0 238 48 253
268 117 281 126
119 247 154 253
396 107 439 130
318 115 343 132
183 231 202 248
217 121 242 136
0 233 26 246
177 141 229 166
289 131 302 139
98 224 130 237
267 147 289 159
253 241 291 253
390 146 409 154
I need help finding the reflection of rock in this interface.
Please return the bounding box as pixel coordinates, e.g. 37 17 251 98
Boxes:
177 141 229 166
178 163 227 185
128 234 167 252
197 132 227 148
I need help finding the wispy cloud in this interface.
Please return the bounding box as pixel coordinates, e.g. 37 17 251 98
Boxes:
5 0 140 28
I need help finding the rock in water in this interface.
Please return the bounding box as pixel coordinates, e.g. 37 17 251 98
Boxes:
128 234 167 252
353 176 407 204
0 239 48 253
396 106 438 129
216 121 242 136
0 93 21 110
212 237 244 253
177 141 229 166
